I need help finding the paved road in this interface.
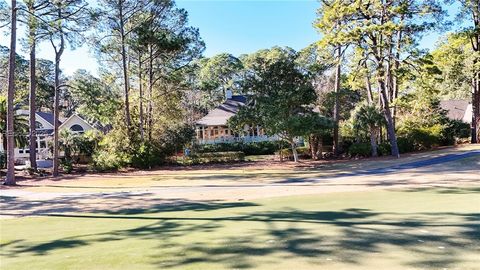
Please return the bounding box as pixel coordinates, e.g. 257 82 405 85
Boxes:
273 150 480 184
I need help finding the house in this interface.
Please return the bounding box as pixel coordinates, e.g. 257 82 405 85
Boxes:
195 90 278 144
440 100 472 124
0 111 95 164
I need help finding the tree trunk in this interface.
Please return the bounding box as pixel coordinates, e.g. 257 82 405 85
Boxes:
4 0 17 185
471 4 479 143
472 73 479 143
369 125 378 157
309 135 318 160
52 13 65 177
119 0 131 131
309 135 323 160
377 69 400 158
392 28 403 129
138 53 144 142
333 46 341 156
147 46 153 141
290 140 299 163
365 69 373 104
317 136 323 160
28 14 37 171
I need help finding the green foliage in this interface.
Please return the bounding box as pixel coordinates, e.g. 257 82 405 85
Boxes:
76 130 103 157
0 95 29 149
378 143 391 156
229 47 333 145
181 151 245 165
348 143 372 157
396 137 416 154
0 150 5 169
131 142 163 169
93 122 195 171
196 53 243 107
399 124 443 150
67 70 120 125
275 146 311 160
195 141 279 156
60 158 73 174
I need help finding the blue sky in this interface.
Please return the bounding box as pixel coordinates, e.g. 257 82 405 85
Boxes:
1 0 464 76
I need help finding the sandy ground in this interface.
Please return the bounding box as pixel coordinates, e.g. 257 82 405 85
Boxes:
1 145 479 218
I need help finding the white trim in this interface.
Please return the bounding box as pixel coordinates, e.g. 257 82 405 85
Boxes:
59 114 96 130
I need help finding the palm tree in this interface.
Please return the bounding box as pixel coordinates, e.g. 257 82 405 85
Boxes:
0 96 29 158
352 103 385 157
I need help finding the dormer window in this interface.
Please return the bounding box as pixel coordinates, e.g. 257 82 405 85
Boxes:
70 124 84 133
35 121 43 129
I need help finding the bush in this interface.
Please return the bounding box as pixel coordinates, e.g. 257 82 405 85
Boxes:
0 151 5 169
131 142 164 169
441 119 471 145
377 143 391 156
398 124 443 151
60 158 73 174
275 146 311 160
93 124 195 171
181 151 245 165
196 141 279 156
396 137 415 154
348 143 371 157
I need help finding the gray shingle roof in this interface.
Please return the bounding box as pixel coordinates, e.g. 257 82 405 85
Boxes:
196 95 247 126
439 100 470 121
36 111 62 126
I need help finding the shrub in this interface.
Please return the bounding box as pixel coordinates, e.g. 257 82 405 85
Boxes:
396 137 415 154
195 141 279 156
131 142 164 169
0 151 5 169
60 158 73 174
275 146 311 160
93 124 195 171
398 124 443 151
441 119 471 145
377 143 391 156
348 143 371 157
182 151 245 165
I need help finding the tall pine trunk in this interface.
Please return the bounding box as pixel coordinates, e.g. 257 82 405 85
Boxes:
4 0 17 185
28 10 37 170
119 0 131 131
290 140 299 163
333 46 341 156
147 46 153 141
369 125 378 157
138 53 144 142
471 3 479 144
52 11 65 177
365 67 373 104
377 67 400 158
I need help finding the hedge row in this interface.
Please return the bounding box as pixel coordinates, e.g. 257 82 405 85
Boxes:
179 151 245 165
195 141 279 156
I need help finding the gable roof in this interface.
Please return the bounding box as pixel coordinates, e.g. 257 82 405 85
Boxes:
439 100 470 122
36 111 62 126
59 114 96 131
196 95 247 126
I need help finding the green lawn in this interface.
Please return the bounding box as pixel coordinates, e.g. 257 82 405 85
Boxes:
1 188 479 270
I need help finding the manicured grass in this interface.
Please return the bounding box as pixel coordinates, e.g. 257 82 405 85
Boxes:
1 188 479 270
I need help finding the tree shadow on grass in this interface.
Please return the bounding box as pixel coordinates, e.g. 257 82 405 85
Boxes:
3 206 479 269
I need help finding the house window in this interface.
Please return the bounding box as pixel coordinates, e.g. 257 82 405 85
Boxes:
214 128 219 135
35 121 43 129
70 124 84 133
